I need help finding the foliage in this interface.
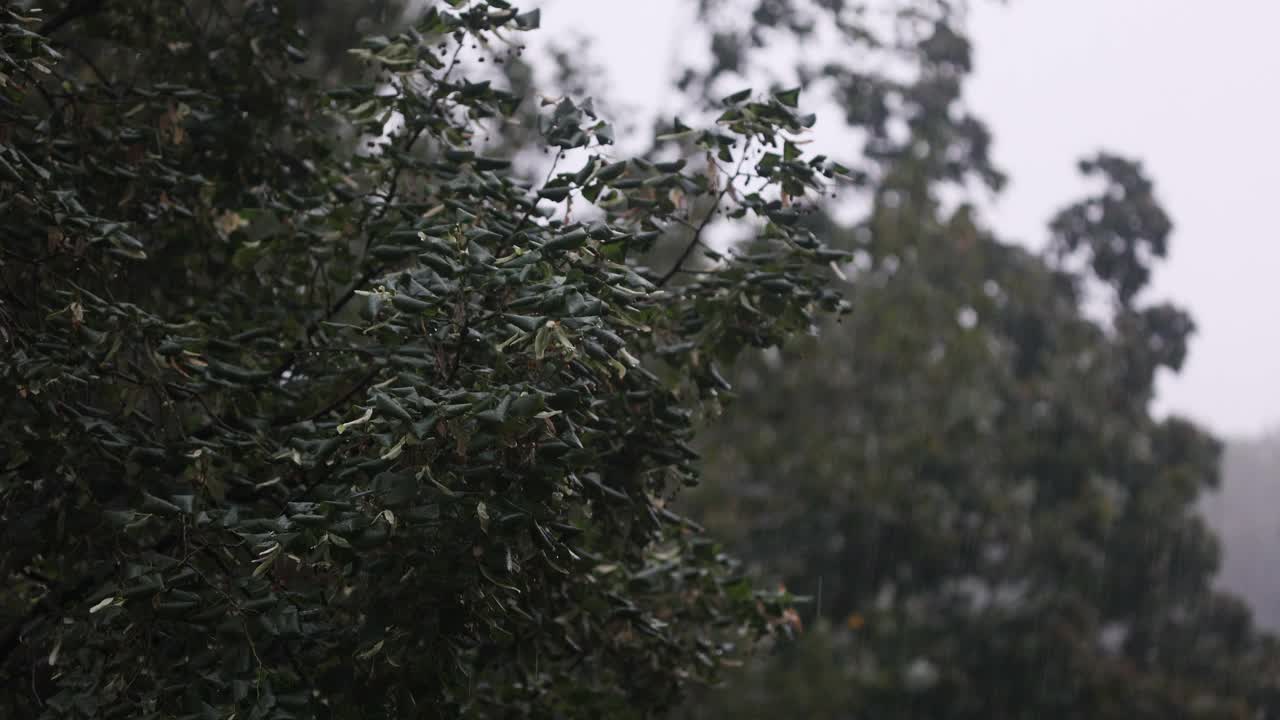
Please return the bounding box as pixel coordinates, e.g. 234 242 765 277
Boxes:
0 1 852 717
687 181 1280 717
675 1 1280 718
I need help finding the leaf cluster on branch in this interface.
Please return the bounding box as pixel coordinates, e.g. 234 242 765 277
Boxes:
0 2 852 717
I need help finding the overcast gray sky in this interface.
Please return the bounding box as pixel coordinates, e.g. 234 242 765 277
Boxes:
536 0 1280 438
967 0 1280 438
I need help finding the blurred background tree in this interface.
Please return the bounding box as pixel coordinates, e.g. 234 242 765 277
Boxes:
680 160 1280 717
663 0 1280 718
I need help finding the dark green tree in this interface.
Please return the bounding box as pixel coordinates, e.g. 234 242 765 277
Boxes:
672 2 1280 718
0 2 852 717
686 166 1280 717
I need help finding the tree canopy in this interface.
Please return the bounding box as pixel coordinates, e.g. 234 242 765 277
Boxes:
676 2 1280 719
4 1 1277 718
1 1 850 717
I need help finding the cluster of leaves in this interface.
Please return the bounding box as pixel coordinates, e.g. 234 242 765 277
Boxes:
0 1 854 717
684 0 1004 195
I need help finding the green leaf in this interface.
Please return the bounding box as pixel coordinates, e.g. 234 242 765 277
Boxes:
597 160 628 182
373 471 418 507
375 393 414 424
534 322 554 360
392 294 433 312
774 86 801 107
337 407 374 434
141 492 183 517
539 185 573 201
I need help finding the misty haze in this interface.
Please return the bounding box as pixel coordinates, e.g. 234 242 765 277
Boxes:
4 1 1278 717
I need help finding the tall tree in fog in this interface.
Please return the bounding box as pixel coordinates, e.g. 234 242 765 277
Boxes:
674 1 1280 718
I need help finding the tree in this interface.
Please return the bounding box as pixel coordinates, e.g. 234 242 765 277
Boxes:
0 2 852 717
686 167 1280 717
671 2 1280 719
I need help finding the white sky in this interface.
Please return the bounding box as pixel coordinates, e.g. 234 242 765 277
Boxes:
967 1 1280 438
533 0 1280 438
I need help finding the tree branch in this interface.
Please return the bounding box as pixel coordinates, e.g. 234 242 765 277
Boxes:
271 43 467 382
302 366 382 424
656 147 749 287
0 534 178 675
38 0 107 37
656 201 721 288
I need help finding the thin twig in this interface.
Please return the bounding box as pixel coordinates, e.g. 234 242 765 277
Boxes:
656 144 750 287
512 148 563 238
62 42 114 90
445 278 471 385
302 367 382 423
